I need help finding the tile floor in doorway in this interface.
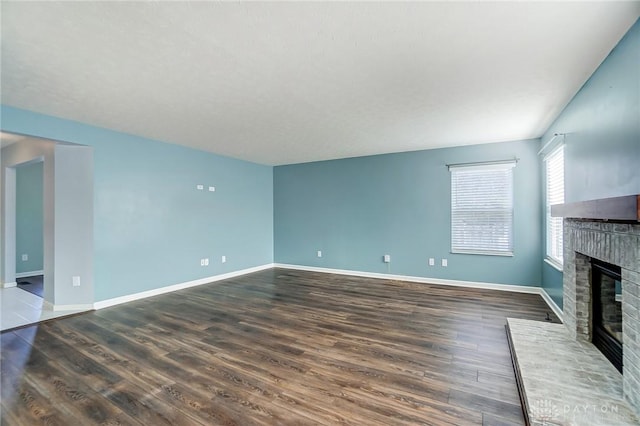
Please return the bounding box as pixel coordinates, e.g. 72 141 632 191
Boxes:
0 286 88 331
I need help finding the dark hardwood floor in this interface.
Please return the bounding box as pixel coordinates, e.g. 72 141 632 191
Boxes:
16 275 44 298
1 268 559 425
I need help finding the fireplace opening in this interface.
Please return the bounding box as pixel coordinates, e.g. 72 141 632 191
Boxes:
591 258 623 373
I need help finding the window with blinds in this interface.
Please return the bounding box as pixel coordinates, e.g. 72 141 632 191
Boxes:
545 145 564 266
450 161 515 256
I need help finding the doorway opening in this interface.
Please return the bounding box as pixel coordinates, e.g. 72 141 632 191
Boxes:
15 159 44 299
1 132 94 331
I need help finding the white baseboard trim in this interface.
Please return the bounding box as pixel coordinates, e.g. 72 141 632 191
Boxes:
276 263 565 321
43 300 94 312
93 263 274 310
16 270 44 279
88 262 564 322
2 282 17 288
540 288 564 323
274 263 542 294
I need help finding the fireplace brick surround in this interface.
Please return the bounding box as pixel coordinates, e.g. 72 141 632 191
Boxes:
563 219 640 416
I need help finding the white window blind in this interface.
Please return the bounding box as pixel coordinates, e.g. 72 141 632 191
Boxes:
450 161 515 256
545 145 564 265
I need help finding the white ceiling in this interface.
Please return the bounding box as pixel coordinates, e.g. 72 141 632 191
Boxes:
1 2 638 165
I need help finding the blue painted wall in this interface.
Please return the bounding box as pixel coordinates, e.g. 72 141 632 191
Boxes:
5 19 637 304
540 18 640 308
542 19 639 203
1 106 274 301
15 161 44 274
275 139 542 286
541 262 563 310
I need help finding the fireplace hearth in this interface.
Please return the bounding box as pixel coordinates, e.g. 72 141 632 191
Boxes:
553 194 640 418
507 195 640 424
562 219 640 417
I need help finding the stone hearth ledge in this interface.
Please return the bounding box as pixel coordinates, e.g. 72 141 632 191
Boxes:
506 318 639 426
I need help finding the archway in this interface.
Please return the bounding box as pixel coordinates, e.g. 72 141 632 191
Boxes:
1 133 94 314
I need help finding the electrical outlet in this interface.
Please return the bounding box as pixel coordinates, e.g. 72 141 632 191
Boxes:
317 250 322 258
429 258 435 266
208 186 216 192
383 254 391 263
21 254 28 261
441 258 448 267
221 255 226 263
196 184 204 190
72 276 81 287
204 258 209 266
200 259 205 266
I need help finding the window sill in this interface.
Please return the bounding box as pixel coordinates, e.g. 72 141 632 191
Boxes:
544 257 563 272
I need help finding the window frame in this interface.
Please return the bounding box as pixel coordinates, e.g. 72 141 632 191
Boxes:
449 161 516 257
544 144 564 269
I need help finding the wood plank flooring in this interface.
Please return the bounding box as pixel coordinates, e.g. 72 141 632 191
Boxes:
0 268 560 425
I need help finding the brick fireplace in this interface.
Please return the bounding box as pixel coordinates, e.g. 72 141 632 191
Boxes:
561 214 640 416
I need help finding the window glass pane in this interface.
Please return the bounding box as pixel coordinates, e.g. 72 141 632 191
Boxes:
545 146 564 264
450 163 514 255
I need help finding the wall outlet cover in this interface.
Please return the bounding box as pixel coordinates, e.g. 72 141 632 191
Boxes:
383 255 391 263
441 259 448 267
429 258 435 266
221 255 226 263
208 186 216 192
196 184 204 190
317 250 322 258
